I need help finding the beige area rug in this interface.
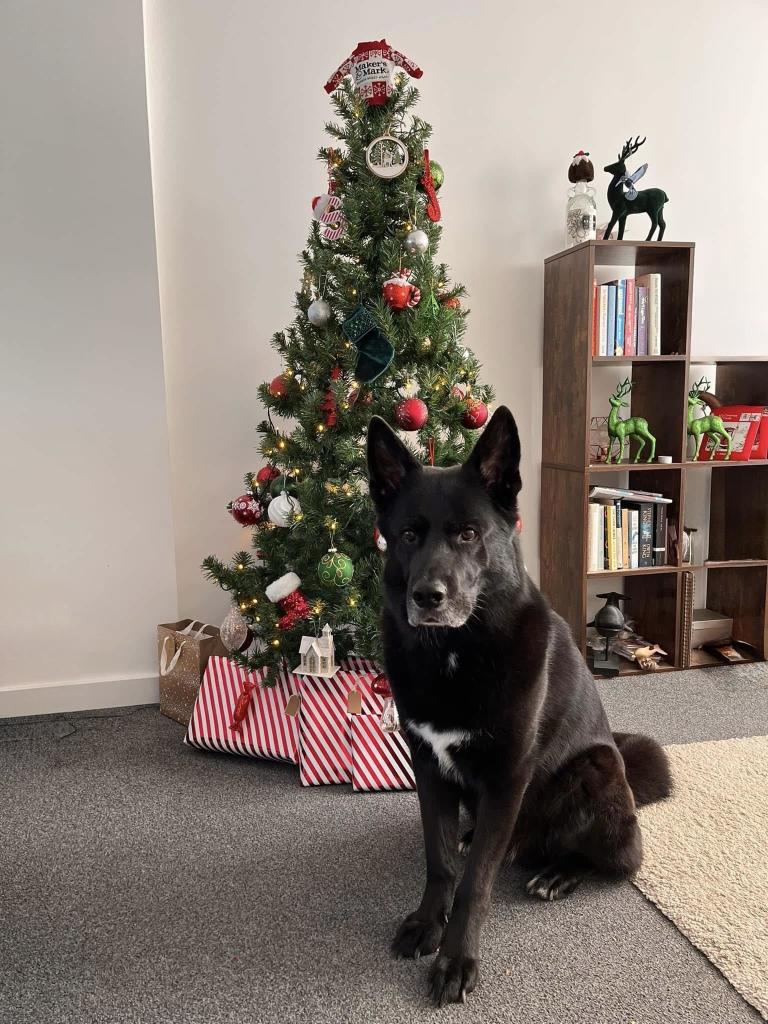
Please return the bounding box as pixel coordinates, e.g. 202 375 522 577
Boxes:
634 735 768 1020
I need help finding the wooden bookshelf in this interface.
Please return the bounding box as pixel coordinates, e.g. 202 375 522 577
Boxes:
540 239 768 674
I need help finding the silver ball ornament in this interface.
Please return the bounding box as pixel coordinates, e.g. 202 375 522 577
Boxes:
307 298 331 328
267 490 301 528
404 229 429 255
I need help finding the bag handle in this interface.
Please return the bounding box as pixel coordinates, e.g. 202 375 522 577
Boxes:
160 635 187 676
178 620 214 639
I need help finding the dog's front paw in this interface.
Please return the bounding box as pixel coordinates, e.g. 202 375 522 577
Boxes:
391 911 446 959
428 952 479 1006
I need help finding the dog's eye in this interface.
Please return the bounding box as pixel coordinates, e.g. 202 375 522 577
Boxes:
401 528 418 545
459 527 478 542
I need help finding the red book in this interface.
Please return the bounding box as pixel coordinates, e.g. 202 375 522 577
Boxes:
624 278 636 356
591 280 598 356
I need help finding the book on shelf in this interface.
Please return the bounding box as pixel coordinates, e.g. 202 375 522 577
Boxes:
588 494 667 571
593 274 660 357
597 285 609 356
624 278 636 356
605 284 617 356
634 272 661 354
591 282 599 356
636 285 648 356
589 485 671 504
614 279 626 357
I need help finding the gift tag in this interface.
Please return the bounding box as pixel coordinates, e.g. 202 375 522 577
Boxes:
285 693 301 717
347 689 362 715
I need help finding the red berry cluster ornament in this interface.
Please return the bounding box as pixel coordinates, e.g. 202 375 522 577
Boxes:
277 590 310 630
395 398 428 431
230 494 262 526
441 295 461 310
462 399 489 429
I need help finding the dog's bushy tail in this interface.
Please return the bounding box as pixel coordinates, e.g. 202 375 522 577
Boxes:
613 732 673 807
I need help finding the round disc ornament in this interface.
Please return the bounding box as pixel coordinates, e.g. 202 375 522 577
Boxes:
404 228 429 255
365 134 409 180
307 298 331 328
317 546 355 588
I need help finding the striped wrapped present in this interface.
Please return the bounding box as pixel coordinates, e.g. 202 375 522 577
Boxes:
349 713 415 792
297 657 414 791
184 656 299 763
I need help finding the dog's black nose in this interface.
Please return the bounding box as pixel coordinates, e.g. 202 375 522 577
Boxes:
412 584 447 609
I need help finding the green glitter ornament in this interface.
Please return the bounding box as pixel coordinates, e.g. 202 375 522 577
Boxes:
318 546 354 588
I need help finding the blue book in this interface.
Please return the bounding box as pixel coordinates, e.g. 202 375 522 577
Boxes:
614 279 626 356
606 285 617 356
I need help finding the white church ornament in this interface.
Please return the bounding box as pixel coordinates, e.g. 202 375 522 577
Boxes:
293 623 338 678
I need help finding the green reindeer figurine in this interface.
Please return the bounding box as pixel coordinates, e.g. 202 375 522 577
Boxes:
606 378 657 463
687 377 732 461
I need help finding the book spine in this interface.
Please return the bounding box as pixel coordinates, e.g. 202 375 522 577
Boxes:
598 285 609 357
629 509 639 569
614 280 626 357
588 503 601 572
607 504 617 571
649 274 661 355
606 285 617 356
640 504 653 566
614 500 623 569
637 286 648 356
624 278 636 356
622 511 629 571
603 506 609 570
591 281 598 356
653 503 668 566
680 571 694 668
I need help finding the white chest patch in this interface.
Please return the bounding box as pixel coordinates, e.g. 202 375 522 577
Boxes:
407 721 475 780
446 651 459 676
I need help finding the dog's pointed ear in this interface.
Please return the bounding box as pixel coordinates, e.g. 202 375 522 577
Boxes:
367 416 421 512
463 406 522 512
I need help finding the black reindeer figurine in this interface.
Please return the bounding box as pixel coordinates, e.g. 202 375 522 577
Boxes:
603 136 668 241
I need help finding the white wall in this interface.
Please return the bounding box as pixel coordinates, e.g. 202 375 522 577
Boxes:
145 0 768 625
0 1 177 715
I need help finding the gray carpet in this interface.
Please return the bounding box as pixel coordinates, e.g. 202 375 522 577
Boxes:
2 663 767 1024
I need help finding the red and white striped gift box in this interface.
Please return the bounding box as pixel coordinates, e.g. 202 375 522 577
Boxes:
296 672 354 786
296 657 384 786
349 714 415 792
185 656 299 763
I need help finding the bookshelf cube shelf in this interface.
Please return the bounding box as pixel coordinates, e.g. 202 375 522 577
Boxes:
541 240 768 675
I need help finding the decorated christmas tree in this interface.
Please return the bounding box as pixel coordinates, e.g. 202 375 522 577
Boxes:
203 41 493 681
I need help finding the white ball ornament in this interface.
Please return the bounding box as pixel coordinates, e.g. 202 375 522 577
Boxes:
404 229 429 255
307 298 331 328
268 490 301 528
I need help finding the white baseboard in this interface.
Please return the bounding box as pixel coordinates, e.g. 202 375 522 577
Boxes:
0 673 160 719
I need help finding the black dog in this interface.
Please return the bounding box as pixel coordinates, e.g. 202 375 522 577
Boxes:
366 406 672 1006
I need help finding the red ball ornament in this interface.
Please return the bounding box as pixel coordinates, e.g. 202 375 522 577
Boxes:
268 375 288 398
395 398 428 431
256 465 280 486
451 385 466 399
371 673 392 698
230 494 262 526
462 399 489 429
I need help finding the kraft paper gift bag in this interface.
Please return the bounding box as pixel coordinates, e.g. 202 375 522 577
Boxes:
157 619 228 725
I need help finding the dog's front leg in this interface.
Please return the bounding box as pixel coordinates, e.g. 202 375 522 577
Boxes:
392 746 460 960
429 771 530 1005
